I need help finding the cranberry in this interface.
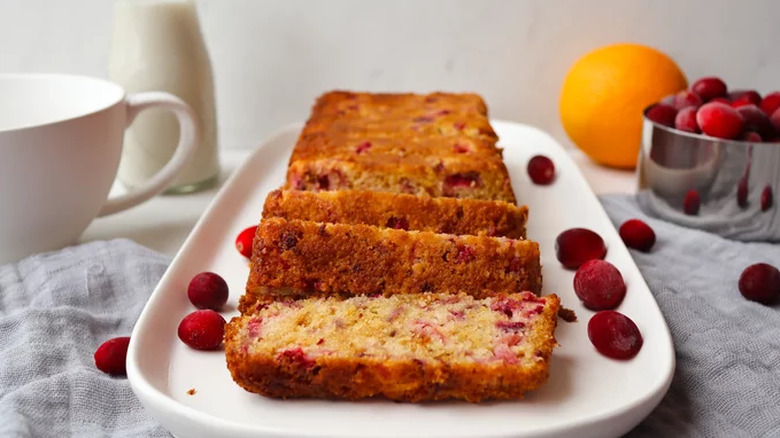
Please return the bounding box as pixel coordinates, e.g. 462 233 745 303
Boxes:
178 310 226 350
696 102 744 140
496 320 526 331
740 131 762 143
691 77 727 101
187 272 229 310
527 155 555 185
555 228 607 270
673 90 702 110
760 91 780 115
235 226 257 258
453 143 470 154
454 245 476 264
443 173 481 196
674 106 700 133
762 186 773 211
770 108 780 134
316 174 330 190
94 336 131 376
710 97 730 105
280 231 299 250
289 174 305 190
385 216 409 230
646 104 677 127
355 141 372 154
731 100 754 109
506 256 522 273
618 219 656 252
445 172 479 188
573 260 626 310
588 311 643 360
736 105 774 138
738 263 780 305
277 347 316 369
737 177 749 208
730 90 762 106
683 189 701 215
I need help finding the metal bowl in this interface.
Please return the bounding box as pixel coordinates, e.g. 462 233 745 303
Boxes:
636 107 779 242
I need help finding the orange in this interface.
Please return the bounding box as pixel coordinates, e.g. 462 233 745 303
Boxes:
560 43 687 169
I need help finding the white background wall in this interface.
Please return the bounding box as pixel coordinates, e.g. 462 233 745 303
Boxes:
1 0 779 150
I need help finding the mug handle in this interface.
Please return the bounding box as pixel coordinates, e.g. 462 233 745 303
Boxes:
97 91 200 217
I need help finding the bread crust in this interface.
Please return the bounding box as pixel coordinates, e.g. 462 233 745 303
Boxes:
225 294 560 402
262 189 527 239
245 218 542 304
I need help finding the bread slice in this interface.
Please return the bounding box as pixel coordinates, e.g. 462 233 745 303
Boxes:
243 218 542 311
262 189 528 239
225 291 560 402
285 91 515 203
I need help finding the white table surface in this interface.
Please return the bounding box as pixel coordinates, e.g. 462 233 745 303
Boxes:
80 148 636 257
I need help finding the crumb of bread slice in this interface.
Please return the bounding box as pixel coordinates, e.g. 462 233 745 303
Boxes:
225 291 560 402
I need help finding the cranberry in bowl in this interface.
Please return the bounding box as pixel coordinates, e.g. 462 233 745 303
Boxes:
638 81 780 242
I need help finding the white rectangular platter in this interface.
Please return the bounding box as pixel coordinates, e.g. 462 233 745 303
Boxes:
127 120 675 438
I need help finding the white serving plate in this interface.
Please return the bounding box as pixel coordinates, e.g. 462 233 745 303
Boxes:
127 120 675 438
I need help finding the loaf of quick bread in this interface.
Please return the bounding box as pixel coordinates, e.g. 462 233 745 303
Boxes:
262 189 528 239
225 291 560 402
226 90 560 404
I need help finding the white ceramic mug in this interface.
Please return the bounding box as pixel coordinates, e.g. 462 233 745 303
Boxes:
0 73 200 265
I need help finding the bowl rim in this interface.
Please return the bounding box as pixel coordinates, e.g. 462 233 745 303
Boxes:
641 104 780 146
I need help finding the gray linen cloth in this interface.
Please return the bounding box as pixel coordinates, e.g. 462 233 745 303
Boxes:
0 239 170 437
602 194 780 438
2 197 780 437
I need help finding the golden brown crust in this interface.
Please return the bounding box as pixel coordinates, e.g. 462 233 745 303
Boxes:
285 91 515 204
262 189 527 239
310 91 490 117
225 294 560 402
304 91 495 140
246 218 542 303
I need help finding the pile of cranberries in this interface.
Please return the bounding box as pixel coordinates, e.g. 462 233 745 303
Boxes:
172 224 267 353
555 224 644 360
552 209 780 360
177 272 229 350
646 77 780 142
94 271 230 376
